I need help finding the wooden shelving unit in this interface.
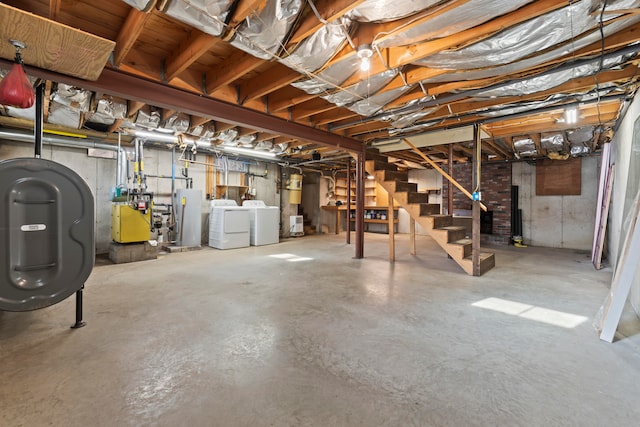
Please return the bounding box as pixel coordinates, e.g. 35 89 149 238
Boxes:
348 206 399 233
335 176 379 206
214 170 248 202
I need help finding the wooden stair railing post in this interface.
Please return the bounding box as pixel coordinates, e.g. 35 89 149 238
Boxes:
409 217 416 255
402 138 487 212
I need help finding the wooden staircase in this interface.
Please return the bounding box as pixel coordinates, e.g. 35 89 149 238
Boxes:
365 150 495 276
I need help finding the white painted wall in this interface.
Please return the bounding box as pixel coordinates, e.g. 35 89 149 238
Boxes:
512 157 598 250
609 92 640 316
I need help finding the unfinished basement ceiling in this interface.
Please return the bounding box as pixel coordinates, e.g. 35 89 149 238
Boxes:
1 0 640 168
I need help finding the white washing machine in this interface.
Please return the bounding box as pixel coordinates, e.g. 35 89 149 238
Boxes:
208 200 250 249
242 200 280 246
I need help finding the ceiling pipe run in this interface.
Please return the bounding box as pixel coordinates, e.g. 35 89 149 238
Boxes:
0 127 120 151
0 59 366 155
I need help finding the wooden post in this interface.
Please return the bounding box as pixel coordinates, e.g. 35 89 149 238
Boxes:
472 124 481 276
409 217 416 255
448 143 454 215
355 151 365 258
388 194 395 262
346 158 351 242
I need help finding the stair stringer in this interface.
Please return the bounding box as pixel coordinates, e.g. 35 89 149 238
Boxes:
366 161 495 275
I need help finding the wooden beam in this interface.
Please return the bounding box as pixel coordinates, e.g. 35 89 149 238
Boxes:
206 51 263 94
327 0 468 88
387 0 568 68
161 109 177 121
288 0 365 45
292 98 339 121
108 118 125 133
190 116 211 129
128 100 146 118
269 86 317 113
165 31 220 82
313 109 359 126
43 80 53 123
239 65 301 102
226 0 268 29
49 0 61 20
113 7 151 67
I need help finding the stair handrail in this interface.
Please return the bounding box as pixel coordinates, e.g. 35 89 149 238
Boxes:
402 138 487 212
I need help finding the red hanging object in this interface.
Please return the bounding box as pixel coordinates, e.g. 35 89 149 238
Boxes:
0 40 35 109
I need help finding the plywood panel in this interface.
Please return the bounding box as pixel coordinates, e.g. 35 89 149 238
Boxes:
536 158 582 196
0 3 114 80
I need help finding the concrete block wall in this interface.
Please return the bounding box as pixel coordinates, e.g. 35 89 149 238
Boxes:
441 162 512 245
512 157 598 250
0 139 285 252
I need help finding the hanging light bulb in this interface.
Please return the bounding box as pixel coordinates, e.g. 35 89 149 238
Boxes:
0 40 35 109
357 44 373 72
565 107 578 124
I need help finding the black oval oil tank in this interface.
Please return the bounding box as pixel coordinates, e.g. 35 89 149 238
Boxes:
0 158 94 311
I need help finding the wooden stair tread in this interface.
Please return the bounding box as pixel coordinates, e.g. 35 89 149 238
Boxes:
450 238 472 245
463 252 494 261
365 155 495 276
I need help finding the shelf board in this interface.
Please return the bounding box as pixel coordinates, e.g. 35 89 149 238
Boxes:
350 219 399 224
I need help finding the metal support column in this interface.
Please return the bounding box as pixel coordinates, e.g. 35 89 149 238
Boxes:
346 158 351 244
448 143 454 215
34 83 44 158
472 124 481 276
355 151 365 258
388 194 395 262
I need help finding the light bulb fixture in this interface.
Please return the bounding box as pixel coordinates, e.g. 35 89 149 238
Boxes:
565 107 578 124
357 44 373 72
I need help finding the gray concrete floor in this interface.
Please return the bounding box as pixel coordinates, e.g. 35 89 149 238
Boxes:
1 233 639 427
